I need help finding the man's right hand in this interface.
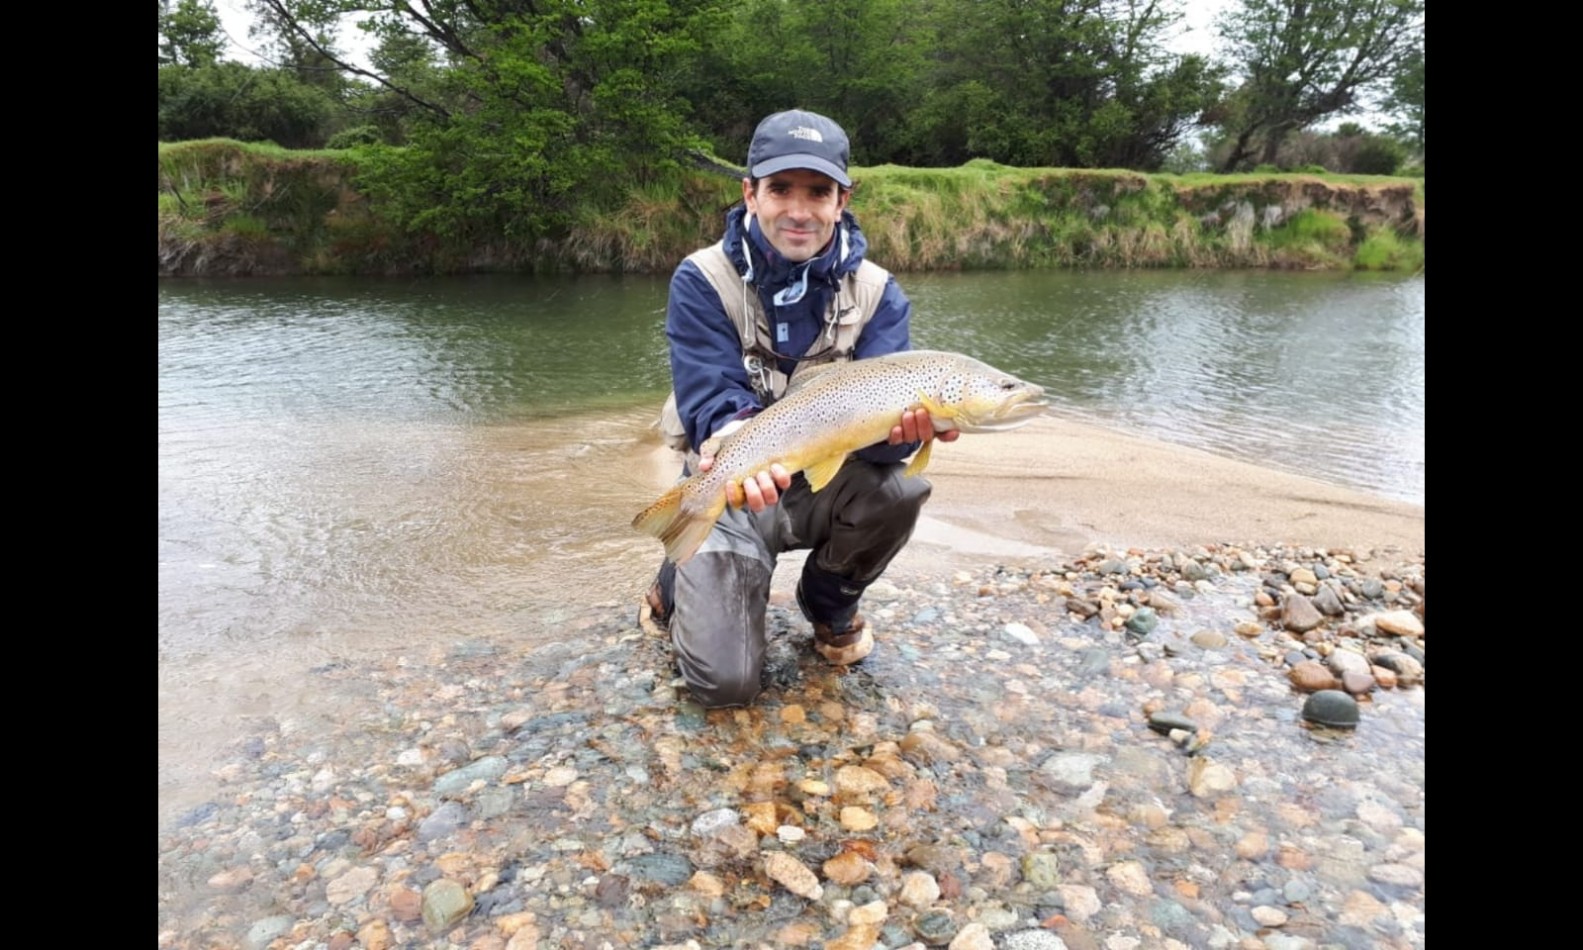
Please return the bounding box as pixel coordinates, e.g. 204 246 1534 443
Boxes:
698 425 791 513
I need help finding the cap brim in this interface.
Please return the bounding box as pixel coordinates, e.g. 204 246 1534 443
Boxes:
749 155 851 187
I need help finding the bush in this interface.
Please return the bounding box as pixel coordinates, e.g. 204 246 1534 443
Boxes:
159 62 334 148
325 125 384 149
1348 136 1406 175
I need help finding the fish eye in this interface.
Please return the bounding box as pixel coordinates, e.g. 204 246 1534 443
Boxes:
998 380 1018 390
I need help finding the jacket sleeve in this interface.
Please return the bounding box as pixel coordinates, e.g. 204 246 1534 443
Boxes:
666 259 763 451
852 275 922 465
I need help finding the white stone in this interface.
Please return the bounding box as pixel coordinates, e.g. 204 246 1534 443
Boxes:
1056 884 1102 922
1106 861 1153 896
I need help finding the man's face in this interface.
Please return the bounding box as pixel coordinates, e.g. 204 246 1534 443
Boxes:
742 169 851 263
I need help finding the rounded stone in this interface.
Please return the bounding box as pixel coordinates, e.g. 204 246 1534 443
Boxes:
1301 690 1360 728
1287 661 1337 692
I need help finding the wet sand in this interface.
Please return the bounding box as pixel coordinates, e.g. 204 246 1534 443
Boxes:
905 414 1423 562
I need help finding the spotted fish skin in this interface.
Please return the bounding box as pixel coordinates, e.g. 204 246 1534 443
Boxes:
632 350 1049 564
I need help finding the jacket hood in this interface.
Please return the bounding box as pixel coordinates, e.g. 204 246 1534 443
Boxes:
720 204 868 294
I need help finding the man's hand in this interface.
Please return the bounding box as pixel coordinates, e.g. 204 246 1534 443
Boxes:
698 432 792 514
889 407 961 446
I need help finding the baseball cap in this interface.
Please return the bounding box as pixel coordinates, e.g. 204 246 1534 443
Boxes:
747 110 852 187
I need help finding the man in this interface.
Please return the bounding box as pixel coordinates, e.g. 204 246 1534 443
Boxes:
643 108 958 708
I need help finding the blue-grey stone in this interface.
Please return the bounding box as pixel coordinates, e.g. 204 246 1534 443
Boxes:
1151 899 1199 937
912 909 959 943
243 916 294 950
675 701 708 731
1078 648 1110 677
433 755 509 797
417 801 467 842
1148 711 1196 735
174 802 219 828
475 786 516 820
625 852 694 885
911 607 940 625
1126 607 1159 635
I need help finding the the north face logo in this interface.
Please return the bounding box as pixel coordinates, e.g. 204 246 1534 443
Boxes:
789 126 824 142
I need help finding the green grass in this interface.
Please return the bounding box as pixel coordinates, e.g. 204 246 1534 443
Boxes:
159 141 1425 276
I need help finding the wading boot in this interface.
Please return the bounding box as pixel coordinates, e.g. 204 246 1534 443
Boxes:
796 574 874 665
638 559 675 638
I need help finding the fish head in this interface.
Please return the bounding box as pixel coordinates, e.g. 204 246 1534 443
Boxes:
932 356 1049 432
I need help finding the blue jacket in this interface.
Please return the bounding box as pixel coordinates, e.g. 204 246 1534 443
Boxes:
665 204 919 465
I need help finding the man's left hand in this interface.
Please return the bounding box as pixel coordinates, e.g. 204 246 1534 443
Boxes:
889 407 960 446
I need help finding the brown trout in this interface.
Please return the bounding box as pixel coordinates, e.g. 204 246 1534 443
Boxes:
633 350 1049 564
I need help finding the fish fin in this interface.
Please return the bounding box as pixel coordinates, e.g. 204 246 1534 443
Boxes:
803 453 848 492
903 437 934 477
632 484 728 565
916 390 957 422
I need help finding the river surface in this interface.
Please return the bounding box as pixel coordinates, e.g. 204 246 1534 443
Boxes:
157 270 1424 827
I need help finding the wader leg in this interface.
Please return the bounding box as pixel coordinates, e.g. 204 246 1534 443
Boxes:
668 505 779 708
783 461 933 628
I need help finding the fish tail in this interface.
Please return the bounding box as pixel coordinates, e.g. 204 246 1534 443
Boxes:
631 485 728 565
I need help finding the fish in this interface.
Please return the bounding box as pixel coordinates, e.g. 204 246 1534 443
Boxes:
632 349 1050 564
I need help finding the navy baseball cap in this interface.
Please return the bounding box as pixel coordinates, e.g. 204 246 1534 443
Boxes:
747 110 852 187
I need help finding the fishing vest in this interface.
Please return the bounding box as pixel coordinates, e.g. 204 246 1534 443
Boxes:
657 241 891 453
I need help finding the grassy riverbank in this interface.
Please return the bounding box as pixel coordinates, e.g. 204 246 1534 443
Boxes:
159 139 1424 278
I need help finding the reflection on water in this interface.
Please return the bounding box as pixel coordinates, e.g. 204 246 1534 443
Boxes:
158 272 1424 825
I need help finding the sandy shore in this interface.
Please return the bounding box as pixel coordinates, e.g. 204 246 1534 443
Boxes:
886 414 1423 569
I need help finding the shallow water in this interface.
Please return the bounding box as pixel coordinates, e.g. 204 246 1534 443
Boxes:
158 271 1425 832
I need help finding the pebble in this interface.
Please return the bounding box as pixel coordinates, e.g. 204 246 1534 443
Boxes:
158 544 1424 950
765 852 823 900
1373 609 1425 637
1301 690 1361 728
420 878 472 932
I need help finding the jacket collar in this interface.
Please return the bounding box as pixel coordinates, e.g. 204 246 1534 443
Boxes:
722 204 867 293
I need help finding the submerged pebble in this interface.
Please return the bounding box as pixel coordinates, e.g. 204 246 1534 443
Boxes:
159 543 1424 950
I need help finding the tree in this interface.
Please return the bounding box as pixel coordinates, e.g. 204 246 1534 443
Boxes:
1381 42 1423 153
252 1 723 241
907 0 1225 169
159 0 227 67
1208 0 1424 172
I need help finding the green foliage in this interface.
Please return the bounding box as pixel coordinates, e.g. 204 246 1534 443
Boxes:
159 62 336 148
325 124 383 149
1354 225 1422 271
1381 44 1424 152
1210 0 1425 171
159 0 226 67
298 0 717 249
1349 135 1405 175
